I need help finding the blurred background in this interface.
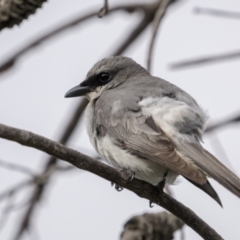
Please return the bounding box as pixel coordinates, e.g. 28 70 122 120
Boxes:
0 0 240 239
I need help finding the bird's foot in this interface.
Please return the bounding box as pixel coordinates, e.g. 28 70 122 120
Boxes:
119 168 135 183
153 171 168 206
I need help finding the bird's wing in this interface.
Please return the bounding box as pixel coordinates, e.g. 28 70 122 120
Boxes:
95 95 207 185
96 93 240 199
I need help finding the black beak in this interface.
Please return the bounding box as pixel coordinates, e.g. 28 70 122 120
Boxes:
65 85 91 98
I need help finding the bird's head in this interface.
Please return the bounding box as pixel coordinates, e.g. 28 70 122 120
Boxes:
65 56 149 101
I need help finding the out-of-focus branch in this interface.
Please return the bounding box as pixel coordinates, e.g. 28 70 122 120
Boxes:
0 191 16 232
205 113 240 134
147 0 175 72
0 179 32 202
11 98 88 240
194 7 240 20
98 0 109 18
112 4 157 56
120 211 184 240
0 0 47 31
169 50 240 69
0 2 157 75
0 159 36 177
0 123 223 240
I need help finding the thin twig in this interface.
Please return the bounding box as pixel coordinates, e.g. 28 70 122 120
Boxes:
0 179 33 202
98 0 109 18
194 7 240 20
0 159 36 177
0 123 223 240
205 113 240 134
147 0 175 72
169 50 240 70
0 191 16 232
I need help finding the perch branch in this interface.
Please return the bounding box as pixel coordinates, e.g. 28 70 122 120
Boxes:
0 123 223 240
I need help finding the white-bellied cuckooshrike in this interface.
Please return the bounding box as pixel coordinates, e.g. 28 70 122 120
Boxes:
65 56 240 206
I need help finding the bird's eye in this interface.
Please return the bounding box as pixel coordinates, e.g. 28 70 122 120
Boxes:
98 72 110 83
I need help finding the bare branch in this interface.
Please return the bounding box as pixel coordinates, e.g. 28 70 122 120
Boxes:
194 7 240 20
0 123 224 240
0 0 47 31
98 0 109 18
0 159 36 177
120 211 184 240
0 3 155 75
147 0 175 72
169 50 240 70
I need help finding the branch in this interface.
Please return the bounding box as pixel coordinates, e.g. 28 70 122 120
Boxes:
147 0 175 72
0 3 156 75
205 113 240 134
169 50 240 69
0 0 47 31
194 7 240 20
98 0 109 18
12 98 88 240
0 123 223 240
120 211 184 240
0 179 32 202
0 159 36 177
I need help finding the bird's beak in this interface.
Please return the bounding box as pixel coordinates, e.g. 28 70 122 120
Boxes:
64 85 91 98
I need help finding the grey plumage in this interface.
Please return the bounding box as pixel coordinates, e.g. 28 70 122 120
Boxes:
65 56 240 206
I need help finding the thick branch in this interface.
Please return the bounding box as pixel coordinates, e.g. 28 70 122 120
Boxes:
0 0 47 30
0 123 223 240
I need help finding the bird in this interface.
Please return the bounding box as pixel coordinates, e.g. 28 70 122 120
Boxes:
65 56 240 206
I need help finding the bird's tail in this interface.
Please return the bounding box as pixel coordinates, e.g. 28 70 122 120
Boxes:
179 142 240 202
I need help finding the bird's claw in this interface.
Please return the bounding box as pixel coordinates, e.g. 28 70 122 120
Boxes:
120 168 135 183
127 171 135 183
111 182 124 192
149 200 154 208
115 184 124 192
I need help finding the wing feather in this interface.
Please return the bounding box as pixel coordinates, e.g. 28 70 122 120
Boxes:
178 143 240 198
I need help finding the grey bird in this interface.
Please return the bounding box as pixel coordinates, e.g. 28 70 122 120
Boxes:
65 56 240 206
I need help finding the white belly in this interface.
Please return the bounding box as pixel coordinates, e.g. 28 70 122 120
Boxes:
96 135 178 185
85 100 178 185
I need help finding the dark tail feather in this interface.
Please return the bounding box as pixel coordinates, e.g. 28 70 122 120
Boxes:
185 178 222 207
